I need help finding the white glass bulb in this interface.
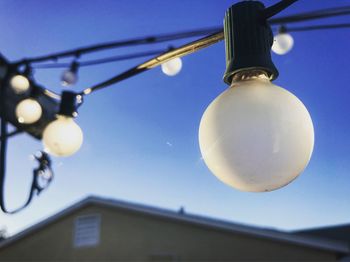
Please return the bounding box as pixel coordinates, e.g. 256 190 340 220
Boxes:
42 116 83 157
61 70 78 86
161 57 182 76
199 73 314 192
272 33 294 55
10 75 30 94
15 98 42 124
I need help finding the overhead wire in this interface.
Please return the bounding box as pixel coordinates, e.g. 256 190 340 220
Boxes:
9 5 350 67
33 21 350 71
76 4 350 97
80 31 224 96
9 3 349 102
283 23 350 32
33 49 166 69
13 27 221 65
269 6 350 24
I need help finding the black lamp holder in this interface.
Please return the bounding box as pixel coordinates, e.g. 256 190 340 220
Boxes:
58 91 79 117
223 1 279 85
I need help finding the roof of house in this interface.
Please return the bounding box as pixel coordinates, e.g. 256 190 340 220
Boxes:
0 195 349 254
296 224 350 243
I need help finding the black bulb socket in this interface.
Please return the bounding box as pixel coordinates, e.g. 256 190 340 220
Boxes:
58 91 78 117
223 1 279 85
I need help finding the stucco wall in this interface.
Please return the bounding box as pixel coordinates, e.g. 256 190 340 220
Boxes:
0 204 340 261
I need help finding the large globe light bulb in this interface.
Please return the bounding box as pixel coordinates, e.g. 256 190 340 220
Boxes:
10 75 30 94
42 116 83 157
199 73 314 192
272 33 294 55
161 57 182 76
15 98 42 124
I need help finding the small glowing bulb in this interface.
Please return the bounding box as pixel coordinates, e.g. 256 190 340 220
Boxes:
161 57 182 76
61 70 78 86
199 72 314 192
42 115 83 157
15 98 42 124
272 33 294 55
10 75 30 94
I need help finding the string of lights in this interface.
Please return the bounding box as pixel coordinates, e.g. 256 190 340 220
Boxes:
13 27 222 65
30 22 350 71
1 0 350 213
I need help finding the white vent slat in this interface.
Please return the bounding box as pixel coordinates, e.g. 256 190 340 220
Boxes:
73 214 101 248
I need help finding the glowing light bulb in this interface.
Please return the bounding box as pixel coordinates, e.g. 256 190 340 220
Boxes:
199 72 314 192
272 32 294 55
61 61 79 86
61 70 78 86
161 57 182 76
15 98 42 124
10 75 30 94
42 115 83 157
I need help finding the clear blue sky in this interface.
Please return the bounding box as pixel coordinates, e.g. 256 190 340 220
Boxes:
1 0 350 236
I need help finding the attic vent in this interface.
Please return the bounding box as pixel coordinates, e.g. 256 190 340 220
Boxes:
73 214 101 248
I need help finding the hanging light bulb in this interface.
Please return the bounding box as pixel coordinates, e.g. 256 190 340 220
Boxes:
9 64 32 94
15 98 42 124
42 91 83 157
199 71 314 192
161 57 182 76
43 115 83 157
61 61 79 86
272 26 294 55
10 74 30 94
199 2 314 192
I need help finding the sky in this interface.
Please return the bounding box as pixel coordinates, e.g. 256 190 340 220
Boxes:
0 0 350 236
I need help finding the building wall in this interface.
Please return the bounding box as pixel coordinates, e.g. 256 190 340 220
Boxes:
0 204 340 261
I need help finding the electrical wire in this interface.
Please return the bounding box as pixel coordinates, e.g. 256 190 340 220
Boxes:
34 21 350 70
262 0 299 19
77 4 350 96
15 3 350 102
33 49 166 69
284 23 350 32
13 27 221 65
0 74 53 214
12 4 350 68
0 120 53 214
80 31 224 96
31 20 350 72
0 129 23 141
269 6 350 24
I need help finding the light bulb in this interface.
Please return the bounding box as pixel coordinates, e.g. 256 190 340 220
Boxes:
36 168 53 189
42 115 83 157
10 75 30 94
15 98 42 124
272 33 294 55
61 70 78 86
161 57 182 76
199 72 314 192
